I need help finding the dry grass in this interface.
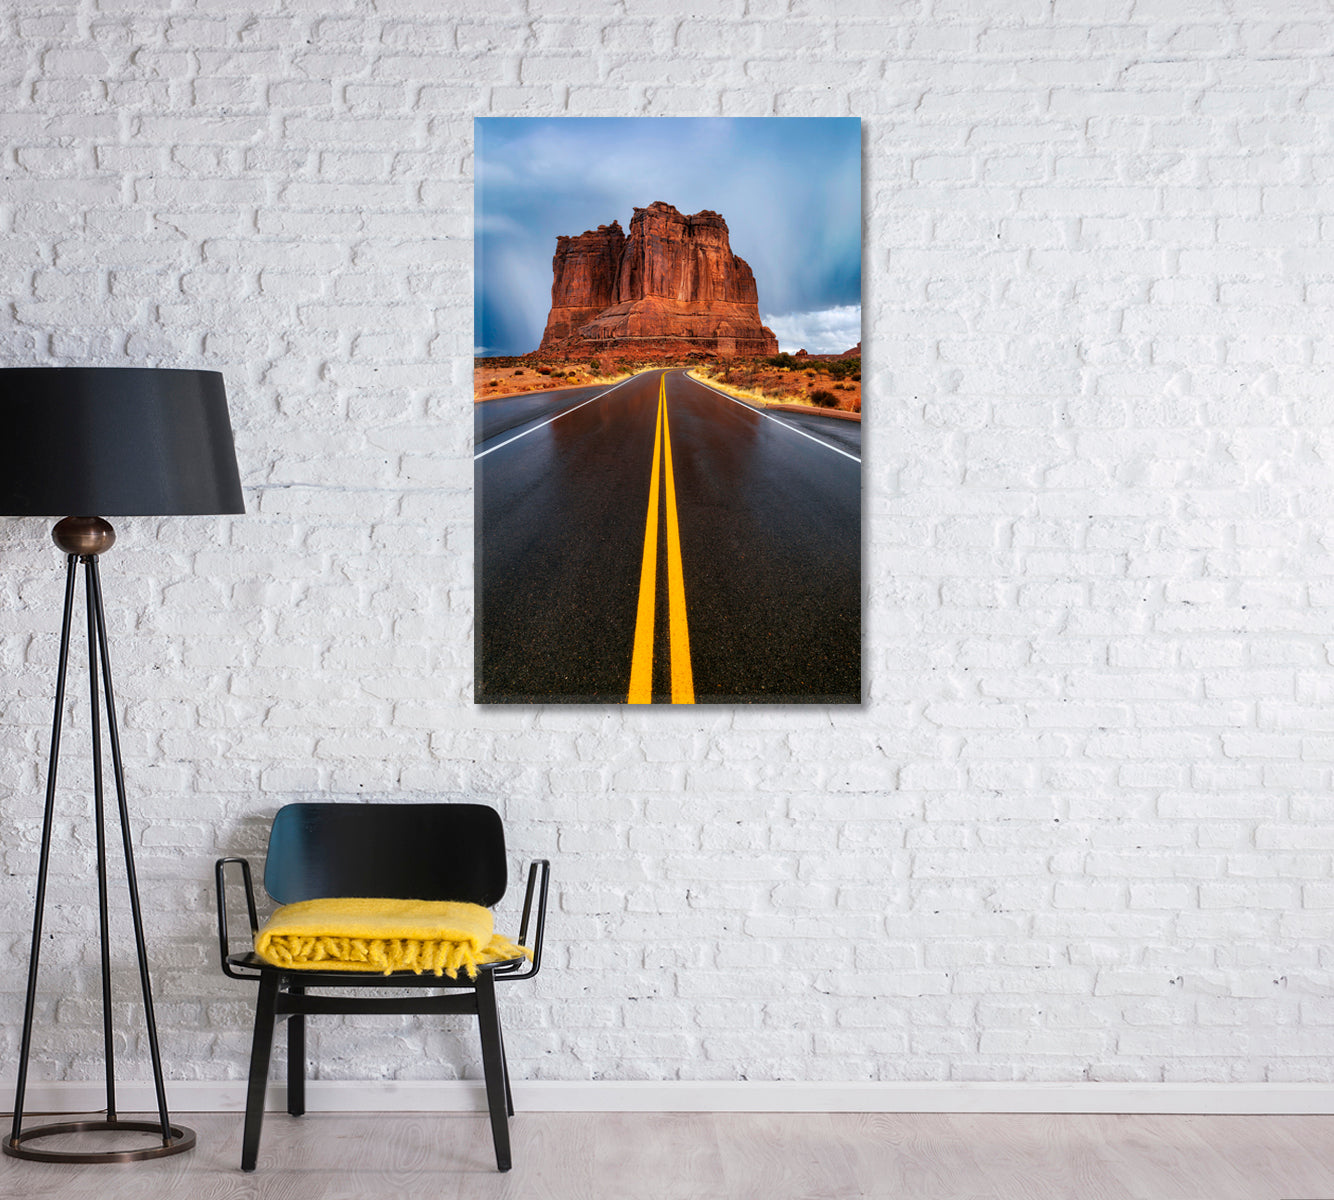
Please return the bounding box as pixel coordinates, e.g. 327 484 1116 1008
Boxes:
690 356 861 415
685 372 774 407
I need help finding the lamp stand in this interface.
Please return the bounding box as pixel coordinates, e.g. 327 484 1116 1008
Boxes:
6 518 195 1163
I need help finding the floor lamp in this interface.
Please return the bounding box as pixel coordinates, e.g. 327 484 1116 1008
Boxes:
0 367 243 1163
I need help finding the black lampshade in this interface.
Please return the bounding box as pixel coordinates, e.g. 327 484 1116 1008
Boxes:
0 367 244 517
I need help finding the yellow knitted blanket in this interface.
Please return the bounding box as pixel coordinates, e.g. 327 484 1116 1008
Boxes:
254 897 532 979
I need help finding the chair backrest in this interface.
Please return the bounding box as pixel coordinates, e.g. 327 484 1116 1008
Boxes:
263 802 507 907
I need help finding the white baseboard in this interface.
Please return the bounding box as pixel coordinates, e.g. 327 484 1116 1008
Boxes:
6 1080 1334 1116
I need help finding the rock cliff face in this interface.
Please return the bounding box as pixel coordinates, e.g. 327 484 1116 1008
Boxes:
540 221 626 345
538 201 777 358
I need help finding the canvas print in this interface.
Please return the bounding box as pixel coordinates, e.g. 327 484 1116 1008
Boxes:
475 117 862 704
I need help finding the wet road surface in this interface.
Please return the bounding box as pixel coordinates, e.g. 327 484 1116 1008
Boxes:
474 369 861 704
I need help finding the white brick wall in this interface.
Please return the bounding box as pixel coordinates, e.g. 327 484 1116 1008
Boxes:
2 0 1333 1090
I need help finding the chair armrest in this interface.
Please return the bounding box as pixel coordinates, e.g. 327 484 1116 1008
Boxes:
496 859 549 982
215 857 263 981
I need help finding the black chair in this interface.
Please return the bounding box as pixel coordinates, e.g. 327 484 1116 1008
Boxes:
215 802 549 1173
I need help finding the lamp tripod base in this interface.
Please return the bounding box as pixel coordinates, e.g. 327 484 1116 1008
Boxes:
5 1119 196 1164
10 531 194 1165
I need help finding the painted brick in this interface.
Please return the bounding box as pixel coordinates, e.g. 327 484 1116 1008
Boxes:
0 0 1331 1093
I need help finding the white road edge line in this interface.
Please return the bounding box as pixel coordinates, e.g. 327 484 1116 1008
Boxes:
473 372 646 460
685 375 862 464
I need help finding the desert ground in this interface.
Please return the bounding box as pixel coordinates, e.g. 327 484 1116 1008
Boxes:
473 357 628 399
474 353 861 416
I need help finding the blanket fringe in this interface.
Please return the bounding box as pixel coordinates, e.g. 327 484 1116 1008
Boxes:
260 931 531 978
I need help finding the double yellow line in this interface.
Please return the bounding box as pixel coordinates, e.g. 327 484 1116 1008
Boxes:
628 373 694 704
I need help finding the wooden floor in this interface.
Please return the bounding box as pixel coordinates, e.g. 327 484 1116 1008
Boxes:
2 1111 1334 1199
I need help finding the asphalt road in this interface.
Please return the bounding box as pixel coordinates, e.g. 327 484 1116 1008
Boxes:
474 369 861 704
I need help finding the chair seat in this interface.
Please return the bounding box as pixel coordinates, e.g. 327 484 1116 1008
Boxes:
254 896 529 979
224 950 529 987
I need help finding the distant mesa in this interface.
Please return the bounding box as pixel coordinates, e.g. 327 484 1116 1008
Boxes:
537 201 778 359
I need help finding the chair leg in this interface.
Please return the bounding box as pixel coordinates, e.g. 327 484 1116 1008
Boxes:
287 986 306 1117
474 968 512 1172
499 1019 514 1117
241 973 280 1172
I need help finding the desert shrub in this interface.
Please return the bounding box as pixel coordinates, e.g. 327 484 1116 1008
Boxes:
513 369 524 375
538 366 552 375
589 360 600 373
766 353 795 369
809 389 838 408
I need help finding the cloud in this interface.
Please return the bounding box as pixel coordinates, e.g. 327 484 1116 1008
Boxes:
762 305 862 355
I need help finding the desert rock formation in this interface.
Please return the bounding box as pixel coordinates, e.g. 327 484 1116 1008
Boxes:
538 201 778 358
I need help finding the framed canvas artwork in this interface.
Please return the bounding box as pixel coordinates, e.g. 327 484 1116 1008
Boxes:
474 117 862 705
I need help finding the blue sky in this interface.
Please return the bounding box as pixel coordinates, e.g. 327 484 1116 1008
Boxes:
475 118 862 356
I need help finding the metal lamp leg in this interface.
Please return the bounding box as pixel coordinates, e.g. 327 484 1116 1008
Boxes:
10 556 78 1149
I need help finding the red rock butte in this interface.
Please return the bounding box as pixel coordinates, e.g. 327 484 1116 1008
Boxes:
537 201 779 358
